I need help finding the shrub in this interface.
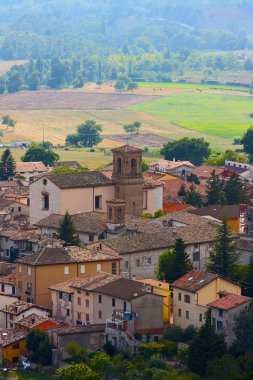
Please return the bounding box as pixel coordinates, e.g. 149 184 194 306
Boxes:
161 340 178 357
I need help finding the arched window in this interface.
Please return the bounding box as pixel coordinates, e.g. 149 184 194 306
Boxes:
117 158 122 174
131 158 137 174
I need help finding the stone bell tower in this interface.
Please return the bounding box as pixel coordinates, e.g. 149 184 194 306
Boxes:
112 145 144 217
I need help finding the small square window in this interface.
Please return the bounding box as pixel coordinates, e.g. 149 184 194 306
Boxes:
178 293 181 301
86 299 89 308
178 308 181 317
193 252 200 261
136 259 140 267
95 195 102 210
98 310 102 319
99 295 102 304
59 292 63 300
1 284 4 293
78 297 81 306
68 294 72 302
86 314 90 322
184 295 191 303
112 298 116 307
186 311 190 319
199 313 202 322
64 266 69 275
219 309 223 317
18 207 21 212
86 291 89 296
27 267 31 276
66 309 70 317
18 266 22 274
125 261 128 269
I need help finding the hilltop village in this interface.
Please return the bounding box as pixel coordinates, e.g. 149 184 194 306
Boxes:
0 142 251 378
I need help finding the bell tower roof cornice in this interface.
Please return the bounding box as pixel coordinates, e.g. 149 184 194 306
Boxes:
111 144 143 154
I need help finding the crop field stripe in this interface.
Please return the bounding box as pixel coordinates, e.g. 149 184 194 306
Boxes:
129 92 253 139
138 82 249 92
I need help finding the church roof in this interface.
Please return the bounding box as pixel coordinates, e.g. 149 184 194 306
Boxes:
111 144 143 153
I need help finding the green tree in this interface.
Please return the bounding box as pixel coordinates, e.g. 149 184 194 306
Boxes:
26 330 52 365
224 173 248 204
90 352 111 377
66 341 88 363
58 211 80 246
0 77 6 94
187 173 200 184
161 137 211 166
2 114 16 129
0 148 16 180
115 80 125 93
205 354 242 380
206 170 225 205
123 121 141 135
156 238 192 282
66 120 103 148
207 219 240 278
52 165 89 174
205 150 247 166
184 184 202 207
178 183 186 197
241 126 253 163
58 363 101 380
188 309 226 376
128 82 138 93
22 144 59 166
96 80 103 89
232 301 253 354
173 238 193 280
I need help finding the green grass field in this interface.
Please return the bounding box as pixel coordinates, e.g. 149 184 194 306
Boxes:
139 82 250 92
129 92 253 139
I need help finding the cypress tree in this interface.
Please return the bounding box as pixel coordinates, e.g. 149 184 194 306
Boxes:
173 238 193 280
58 211 80 246
207 219 240 278
206 170 225 205
178 183 186 197
0 148 16 180
188 309 226 376
184 184 202 207
224 173 248 204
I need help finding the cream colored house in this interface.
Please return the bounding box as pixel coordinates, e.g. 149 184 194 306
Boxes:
49 273 164 336
172 270 242 329
30 145 164 224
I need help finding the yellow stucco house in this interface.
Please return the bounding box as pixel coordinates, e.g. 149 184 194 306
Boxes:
0 329 26 366
135 278 170 324
172 270 242 329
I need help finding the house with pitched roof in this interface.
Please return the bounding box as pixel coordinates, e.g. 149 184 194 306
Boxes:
15 161 49 182
208 292 252 346
88 222 218 278
15 246 120 309
172 270 242 329
49 273 165 348
30 145 163 224
0 328 27 366
0 300 49 329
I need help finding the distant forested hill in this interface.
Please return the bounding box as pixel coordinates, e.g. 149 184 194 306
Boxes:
0 0 252 59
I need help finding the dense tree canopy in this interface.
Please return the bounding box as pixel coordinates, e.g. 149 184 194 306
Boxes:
0 148 16 180
161 138 211 166
21 144 59 166
241 126 253 163
66 120 103 148
58 212 80 246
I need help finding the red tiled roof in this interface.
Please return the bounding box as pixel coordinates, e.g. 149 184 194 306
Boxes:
208 293 251 310
163 202 193 213
163 180 207 198
172 270 218 292
191 166 224 179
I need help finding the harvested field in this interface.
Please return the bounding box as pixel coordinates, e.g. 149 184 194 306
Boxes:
0 91 159 110
107 133 170 148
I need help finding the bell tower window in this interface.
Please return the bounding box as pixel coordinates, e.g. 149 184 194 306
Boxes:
131 158 137 174
117 158 122 174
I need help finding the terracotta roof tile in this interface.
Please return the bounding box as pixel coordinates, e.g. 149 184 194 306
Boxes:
0 273 16 285
0 329 26 346
17 246 119 266
16 161 48 173
208 293 251 310
191 166 224 179
94 278 148 300
172 270 218 292
163 202 193 213
1 300 48 315
49 273 119 293
112 145 143 153
16 313 65 329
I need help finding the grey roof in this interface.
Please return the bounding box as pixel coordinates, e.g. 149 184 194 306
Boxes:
48 171 113 189
94 278 147 300
100 225 217 254
189 205 240 220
